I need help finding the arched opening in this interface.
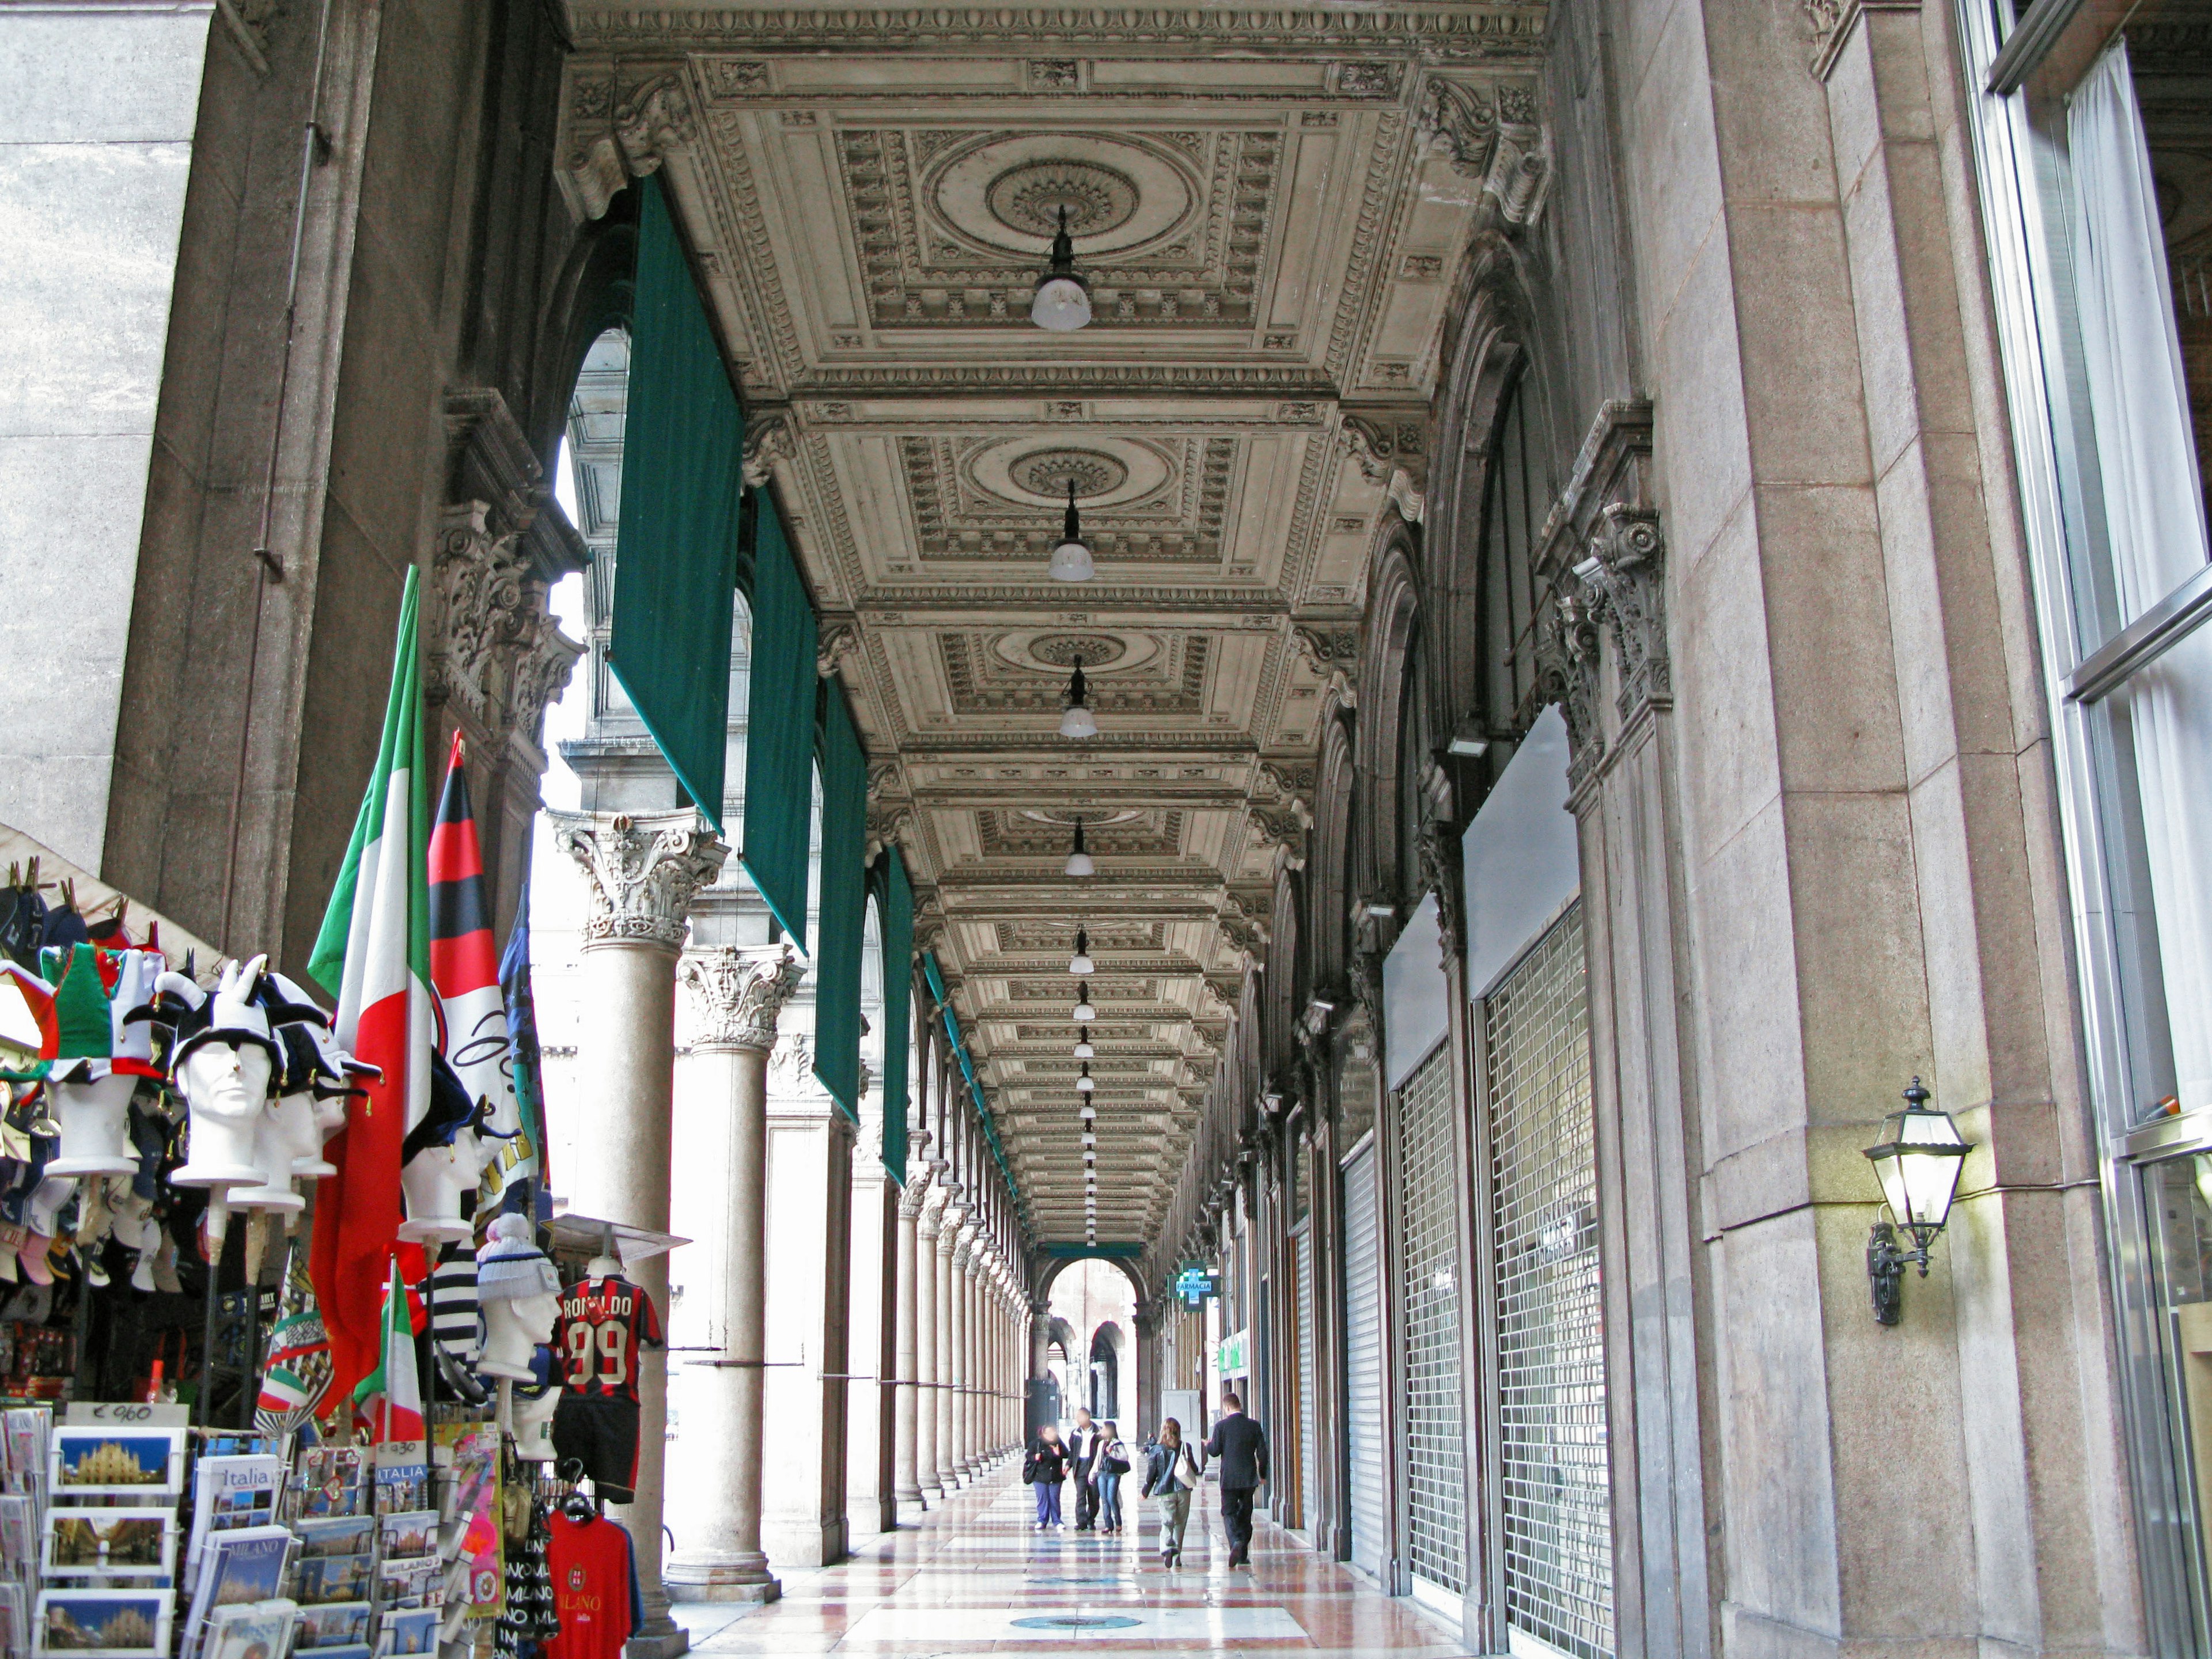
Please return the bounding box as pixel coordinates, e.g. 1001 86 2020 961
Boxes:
1041 1257 1139 1433
1088 1321 1124 1424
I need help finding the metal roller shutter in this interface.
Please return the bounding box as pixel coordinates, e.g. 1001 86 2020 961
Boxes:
1297 1226 1315 1531
1343 1142 1385 1578
1487 902 1612 1659
1399 1042 1467 1601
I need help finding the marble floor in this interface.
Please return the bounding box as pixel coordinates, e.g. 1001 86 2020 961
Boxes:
668 1462 1473 1656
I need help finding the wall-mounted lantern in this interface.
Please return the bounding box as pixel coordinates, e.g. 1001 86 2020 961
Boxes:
1862 1077 1971 1324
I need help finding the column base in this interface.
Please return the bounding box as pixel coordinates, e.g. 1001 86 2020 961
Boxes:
625 1614 694 1659
920 1476 945 1501
664 1551 782 1604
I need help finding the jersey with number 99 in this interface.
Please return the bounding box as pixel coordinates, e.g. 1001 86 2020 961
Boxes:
556 1277 665 1403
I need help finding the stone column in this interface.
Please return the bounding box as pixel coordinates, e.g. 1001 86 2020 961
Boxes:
846 1086 894 1539
663 945 803 1604
949 1224 974 1480
551 810 728 1658
936 1204 964 1489
893 1144 931 1514
915 1190 946 1500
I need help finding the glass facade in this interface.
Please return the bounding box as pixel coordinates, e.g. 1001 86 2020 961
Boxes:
1956 1 2212 1645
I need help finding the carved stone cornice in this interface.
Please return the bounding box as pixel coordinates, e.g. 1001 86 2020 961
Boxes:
551 810 730 951
566 10 1547 55
681 945 804 1053
1418 74 1550 234
1416 817 1464 963
1292 623 1360 708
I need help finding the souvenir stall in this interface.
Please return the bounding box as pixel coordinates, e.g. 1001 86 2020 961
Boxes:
0 578 668 1659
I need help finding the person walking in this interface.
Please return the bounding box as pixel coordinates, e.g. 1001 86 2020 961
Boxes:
1093 1419 1130 1533
1139 1416 1204 1567
1204 1391 1270 1568
1025 1423 1070 1531
1067 1406 1102 1531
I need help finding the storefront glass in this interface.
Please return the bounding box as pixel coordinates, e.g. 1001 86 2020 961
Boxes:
1955 2 2212 1644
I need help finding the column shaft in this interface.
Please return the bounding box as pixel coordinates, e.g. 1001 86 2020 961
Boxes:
663 946 799 1604
916 1209 944 1499
934 1222 960 1490
893 1191 924 1510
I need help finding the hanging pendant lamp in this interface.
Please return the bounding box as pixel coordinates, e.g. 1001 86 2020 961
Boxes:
1073 1028 1094 1060
1064 819 1094 877
1048 480 1096 583
1031 204 1092 332
1077 1063 1095 1093
1069 929 1094 975
1059 658 1098 738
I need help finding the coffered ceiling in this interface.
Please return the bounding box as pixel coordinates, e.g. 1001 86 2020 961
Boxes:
559 2 1547 1248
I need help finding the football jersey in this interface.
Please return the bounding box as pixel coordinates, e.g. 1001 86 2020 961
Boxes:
544 1513 638 1659
555 1277 664 1403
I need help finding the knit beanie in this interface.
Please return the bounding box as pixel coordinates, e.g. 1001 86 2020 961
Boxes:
475 1213 559 1302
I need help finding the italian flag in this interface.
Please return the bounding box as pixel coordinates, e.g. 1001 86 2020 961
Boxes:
351 1258 425 1443
308 568 434 1408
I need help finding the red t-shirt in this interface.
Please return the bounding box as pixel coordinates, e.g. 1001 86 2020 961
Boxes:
556 1277 665 1403
545 1514 637 1659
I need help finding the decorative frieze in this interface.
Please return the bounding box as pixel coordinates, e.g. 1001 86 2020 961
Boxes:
551 810 730 951
683 945 805 1053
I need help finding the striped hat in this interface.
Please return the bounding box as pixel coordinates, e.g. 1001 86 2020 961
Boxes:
475 1212 559 1302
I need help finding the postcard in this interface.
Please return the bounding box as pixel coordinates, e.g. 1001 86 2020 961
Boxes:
32 1589 172 1658
373 1608 438 1657
292 1601 369 1650
197 1600 296 1659
0 1582 25 1659
289 1518 372 1562
288 1555 368 1608
374 1512 437 1561
188 1459 283 1548
370 1558 442 1612
48 1430 184 1499
179 1528 293 1658
292 1451 364 1522
42 1514 175 1581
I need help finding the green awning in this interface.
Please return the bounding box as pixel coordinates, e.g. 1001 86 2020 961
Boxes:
812 686 867 1123
879 849 914 1182
739 488 818 949
607 174 742 830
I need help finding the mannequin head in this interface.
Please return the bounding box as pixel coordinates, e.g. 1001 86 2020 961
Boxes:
475 1213 562 1382
511 1383 563 1460
162 958 283 1191
480 1290 560 1380
45 1071 138 1178
397 1054 484 1243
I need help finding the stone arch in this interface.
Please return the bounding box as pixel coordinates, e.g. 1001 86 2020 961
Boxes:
1355 532 1429 910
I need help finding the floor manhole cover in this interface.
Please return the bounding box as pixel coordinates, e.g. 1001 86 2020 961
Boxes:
1012 1615 1143 1630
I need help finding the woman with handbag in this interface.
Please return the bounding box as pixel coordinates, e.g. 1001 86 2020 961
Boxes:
1138 1416 1203 1566
1024 1422 1070 1530
1093 1420 1131 1533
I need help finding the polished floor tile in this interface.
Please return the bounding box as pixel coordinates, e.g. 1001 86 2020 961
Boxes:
673 1460 1472 1656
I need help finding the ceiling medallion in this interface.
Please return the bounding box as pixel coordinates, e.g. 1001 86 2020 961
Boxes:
1013 448 1127 499
991 160 1139 240
1029 633 1125 669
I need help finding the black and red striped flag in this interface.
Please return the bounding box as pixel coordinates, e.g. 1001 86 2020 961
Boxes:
426 735 528 1218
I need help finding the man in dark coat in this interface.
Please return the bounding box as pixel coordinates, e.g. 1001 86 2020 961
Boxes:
1067 1406 1103 1531
1204 1391 1270 1567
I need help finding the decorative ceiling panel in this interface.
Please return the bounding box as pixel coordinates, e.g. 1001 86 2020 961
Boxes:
557 7 1546 1245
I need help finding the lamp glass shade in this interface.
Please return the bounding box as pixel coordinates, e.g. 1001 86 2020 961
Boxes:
1032 274 1092 331
1059 702 1098 738
1077 1073 1094 1093
1049 536 1096 582
1072 997 1095 1022
1074 1037 1094 1059
1082 1132 1096 1147
1864 1096 1970 1231
1078 1103 1096 1121
1069 949 1094 974
1064 849 1094 877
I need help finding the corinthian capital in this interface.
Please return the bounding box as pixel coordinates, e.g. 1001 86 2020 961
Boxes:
681 946 804 1054
550 810 728 952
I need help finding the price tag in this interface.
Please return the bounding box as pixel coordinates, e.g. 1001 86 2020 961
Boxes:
63 1402 190 1427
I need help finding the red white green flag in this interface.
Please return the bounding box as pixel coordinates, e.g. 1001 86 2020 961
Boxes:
308 567 434 1408
351 1257 425 1443
426 735 526 1218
